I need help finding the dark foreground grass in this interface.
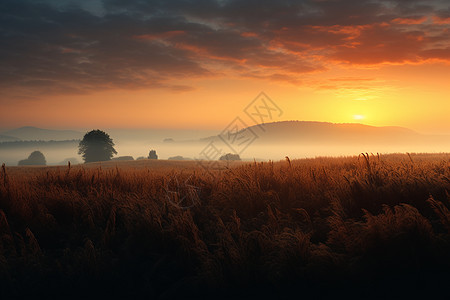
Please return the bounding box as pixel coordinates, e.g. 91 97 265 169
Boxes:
0 153 449 299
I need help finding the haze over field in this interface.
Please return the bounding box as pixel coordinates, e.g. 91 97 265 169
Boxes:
1 121 449 165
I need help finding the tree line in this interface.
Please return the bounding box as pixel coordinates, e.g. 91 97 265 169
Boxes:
16 129 241 165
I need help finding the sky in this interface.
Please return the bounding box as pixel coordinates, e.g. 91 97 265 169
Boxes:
1 0 450 133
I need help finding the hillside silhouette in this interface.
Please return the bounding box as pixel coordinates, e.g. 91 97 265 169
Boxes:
0 134 20 142
198 121 449 147
1 126 83 141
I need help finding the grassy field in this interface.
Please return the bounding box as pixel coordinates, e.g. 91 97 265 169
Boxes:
0 153 449 299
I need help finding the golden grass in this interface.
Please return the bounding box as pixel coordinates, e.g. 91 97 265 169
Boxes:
0 153 449 298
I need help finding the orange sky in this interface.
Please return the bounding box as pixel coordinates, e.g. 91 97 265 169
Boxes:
3 61 449 134
1 0 450 134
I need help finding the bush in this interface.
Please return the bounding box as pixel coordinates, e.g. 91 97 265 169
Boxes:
219 153 241 161
148 150 158 159
18 150 46 165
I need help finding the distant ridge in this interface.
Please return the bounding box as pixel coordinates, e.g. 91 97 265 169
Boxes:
0 134 20 142
198 121 447 146
243 121 420 143
0 140 80 149
1 126 83 141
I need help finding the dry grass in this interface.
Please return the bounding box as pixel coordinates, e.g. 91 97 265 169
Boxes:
0 153 449 298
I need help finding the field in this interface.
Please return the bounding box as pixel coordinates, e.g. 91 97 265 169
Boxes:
1 153 450 299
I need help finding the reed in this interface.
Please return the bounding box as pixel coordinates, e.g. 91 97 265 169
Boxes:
0 153 449 298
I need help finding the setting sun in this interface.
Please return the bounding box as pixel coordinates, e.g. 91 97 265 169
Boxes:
353 114 366 121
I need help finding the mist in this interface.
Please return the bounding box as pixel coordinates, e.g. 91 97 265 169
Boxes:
1 123 449 166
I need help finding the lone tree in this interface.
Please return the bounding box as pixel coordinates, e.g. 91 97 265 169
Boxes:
78 130 117 163
148 149 158 159
18 150 46 166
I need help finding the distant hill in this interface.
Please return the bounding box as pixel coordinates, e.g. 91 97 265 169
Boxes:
0 134 20 142
0 140 80 149
1 126 83 141
200 121 448 146
244 121 421 144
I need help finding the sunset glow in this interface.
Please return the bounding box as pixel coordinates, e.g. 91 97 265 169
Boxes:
0 0 449 135
353 115 365 121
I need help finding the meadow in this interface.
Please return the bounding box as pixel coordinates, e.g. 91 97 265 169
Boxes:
0 153 449 299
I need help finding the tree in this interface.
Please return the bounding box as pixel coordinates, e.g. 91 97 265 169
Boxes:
219 153 241 161
148 149 158 159
18 150 46 165
78 130 117 163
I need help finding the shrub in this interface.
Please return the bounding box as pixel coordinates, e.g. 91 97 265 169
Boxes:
219 153 241 161
18 150 46 165
148 150 158 159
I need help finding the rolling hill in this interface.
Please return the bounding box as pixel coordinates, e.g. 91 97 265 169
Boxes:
0 134 20 142
1 126 83 141
199 121 447 146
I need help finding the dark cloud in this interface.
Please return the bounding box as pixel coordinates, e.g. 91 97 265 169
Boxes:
1 0 449 99
0 0 210 98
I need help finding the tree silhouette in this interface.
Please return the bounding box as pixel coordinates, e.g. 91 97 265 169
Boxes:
148 149 158 159
78 130 117 163
219 153 241 161
18 150 46 165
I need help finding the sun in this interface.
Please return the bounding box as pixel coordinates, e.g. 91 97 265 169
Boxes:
353 114 365 121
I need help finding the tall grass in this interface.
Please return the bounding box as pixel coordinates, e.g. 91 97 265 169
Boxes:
0 153 449 298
